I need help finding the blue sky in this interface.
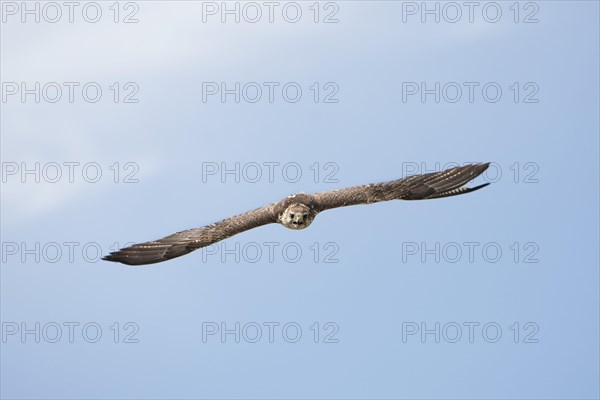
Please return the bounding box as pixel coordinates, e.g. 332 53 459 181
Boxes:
1 1 599 399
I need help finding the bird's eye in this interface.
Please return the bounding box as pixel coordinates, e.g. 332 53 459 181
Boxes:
303 214 308 219
290 213 294 218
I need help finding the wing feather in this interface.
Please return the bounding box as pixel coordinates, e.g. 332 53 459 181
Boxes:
103 204 277 265
313 163 490 211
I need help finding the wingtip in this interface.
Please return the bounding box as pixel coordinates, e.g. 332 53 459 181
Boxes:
101 249 167 266
467 162 491 178
102 253 138 266
102 252 133 264
474 162 491 171
469 182 491 192
102 254 118 263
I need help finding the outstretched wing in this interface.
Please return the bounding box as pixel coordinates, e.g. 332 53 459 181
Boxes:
103 204 277 266
313 163 490 211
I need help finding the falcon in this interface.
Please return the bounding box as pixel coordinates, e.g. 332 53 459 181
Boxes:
103 163 490 265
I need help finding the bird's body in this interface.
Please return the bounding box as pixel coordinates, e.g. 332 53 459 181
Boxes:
103 163 491 265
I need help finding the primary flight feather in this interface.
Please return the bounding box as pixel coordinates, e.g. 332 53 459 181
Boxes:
103 163 490 265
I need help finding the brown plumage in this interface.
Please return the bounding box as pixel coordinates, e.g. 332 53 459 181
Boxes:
103 163 490 265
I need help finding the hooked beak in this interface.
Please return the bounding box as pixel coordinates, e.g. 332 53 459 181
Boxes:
292 217 304 228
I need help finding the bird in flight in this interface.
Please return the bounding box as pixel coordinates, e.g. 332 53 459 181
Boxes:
103 163 490 265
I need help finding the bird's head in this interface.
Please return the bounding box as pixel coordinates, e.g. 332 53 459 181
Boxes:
281 203 314 230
